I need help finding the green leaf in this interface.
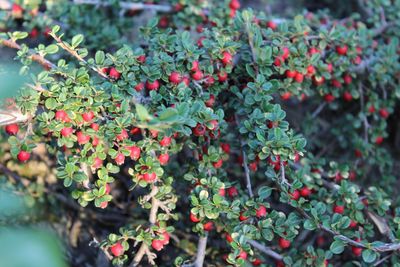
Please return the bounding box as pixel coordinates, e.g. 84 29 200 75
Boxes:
45 44 59 54
330 240 345 254
362 249 377 263
71 34 84 48
45 98 57 110
135 104 152 121
95 51 105 65
258 186 272 200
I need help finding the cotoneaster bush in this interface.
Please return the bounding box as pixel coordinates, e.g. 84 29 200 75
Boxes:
0 0 400 266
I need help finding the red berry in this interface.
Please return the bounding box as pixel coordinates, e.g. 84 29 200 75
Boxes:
368 105 375 113
333 205 344 214
218 71 228 82
134 82 145 92
255 205 267 218
55 110 69 122
160 136 172 147
278 238 291 249
294 72 304 83
281 92 291 101
191 70 204 81
5 124 19 135
352 246 362 257
110 242 124 257
146 80 160 91
239 212 249 221
82 111 94 122
209 120 218 130
169 72 182 84
227 186 238 197
343 74 352 85
252 258 262 266
290 190 300 201
221 51 233 66
343 91 353 102
143 172 157 183
379 108 389 119
213 159 223 169
151 239 164 251
158 153 170 165
225 233 233 243
191 61 199 71
307 65 316 76
115 153 125 165
237 250 247 260
61 127 74 137
266 20 277 30
300 187 311 197
336 45 348 55
375 136 384 145
137 55 146 64
219 188 226 197
220 143 231 154
12 3 23 13
161 232 170 245
91 123 99 131
331 79 342 88
203 222 214 231
349 220 358 228
285 70 296 79
93 157 103 169
205 94 215 107
324 94 335 103
116 129 128 141
327 63 333 73
109 68 121 80
282 47 290 60
190 213 200 223
229 0 240 10
17 151 30 162
128 146 141 160
274 57 282 67
312 76 325 86
76 131 90 145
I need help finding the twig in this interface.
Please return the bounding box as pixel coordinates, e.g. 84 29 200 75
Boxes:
359 83 369 143
373 253 392 266
73 0 172 12
247 240 283 261
49 33 109 80
194 234 208 267
280 161 291 187
311 102 326 118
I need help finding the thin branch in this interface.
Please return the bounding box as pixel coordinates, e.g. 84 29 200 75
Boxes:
194 234 208 267
73 0 172 12
1 39 56 70
247 240 283 261
311 102 327 118
49 32 109 80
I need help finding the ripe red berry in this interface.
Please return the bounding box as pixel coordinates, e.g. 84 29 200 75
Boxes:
209 120 218 130
160 136 172 147
158 153 170 165
143 172 157 183
218 71 228 82
205 94 215 107
333 205 345 214
110 242 124 257
312 76 325 86
91 123 99 131
213 159 223 169
343 74 352 85
255 205 267 218
227 186 238 197
61 127 74 137
375 136 384 145
191 60 199 72
116 129 128 141
151 239 164 251
331 79 342 88
221 51 233 66
160 232 170 245
307 65 316 76
55 110 69 122
336 45 348 55
229 0 240 10
285 70 296 79
82 111 94 122
343 91 353 102
290 190 300 200
252 258 262 266
349 220 358 228
220 143 231 154
12 3 23 13
128 146 141 160
17 151 30 162
115 153 125 165
294 72 304 83
278 238 291 249
203 221 214 231
282 47 290 60
274 57 282 67
239 212 249 221
134 82 144 92
190 213 200 223
219 187 226 197
324 94 335 103
237 250 247 260
109 68 121 80
225 233 233 243
266 20 277 30
93 157 103 169
379 108 389 119
352 246 362 257
5 124 19 135
169 72 182 84
146 80 160 91
300 187 311 197
76 131 90 145
191 70 204 81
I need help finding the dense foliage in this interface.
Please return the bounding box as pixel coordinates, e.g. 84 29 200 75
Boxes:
1 0 400 266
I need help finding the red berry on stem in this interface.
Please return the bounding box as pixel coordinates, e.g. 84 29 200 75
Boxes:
17 151 30 162
221 51 233 66
5 124 19 135
109 68 121 80
266 20 277 30
336 45 348 55
115 153 125 165
143 172 157 183
158 153 170 165
278 238 291 249
160 136 172 147
151 239 164 251
146 80 160 91
110 242 124 257
300 187 311 197
333 205 344 214
82 111 94 122
255 205 267 218
169 72 182 84
190 213 200 223
61 127 74 137
203 221 213 231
